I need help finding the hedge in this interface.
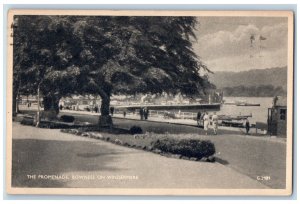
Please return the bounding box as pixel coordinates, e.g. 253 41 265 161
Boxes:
129 126 143 135
151 138 215 159
20 116 34 126
60 115 75 123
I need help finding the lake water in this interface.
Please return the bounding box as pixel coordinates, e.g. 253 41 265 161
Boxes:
219 97 274 124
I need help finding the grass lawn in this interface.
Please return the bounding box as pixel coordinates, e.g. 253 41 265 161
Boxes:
61 128 216 161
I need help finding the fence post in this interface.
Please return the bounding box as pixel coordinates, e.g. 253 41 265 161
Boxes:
256 122 258 134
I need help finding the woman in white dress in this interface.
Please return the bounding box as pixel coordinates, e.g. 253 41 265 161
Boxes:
212 112 218 135
203 112 210 135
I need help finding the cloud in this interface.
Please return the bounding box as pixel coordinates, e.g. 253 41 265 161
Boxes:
204 48 287 72
194 22 288 71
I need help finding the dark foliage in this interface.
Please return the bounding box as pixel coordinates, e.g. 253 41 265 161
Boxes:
129 126 143 135
20 116 34 126
13 15 213 118
60 115 75 123
152 138 215 159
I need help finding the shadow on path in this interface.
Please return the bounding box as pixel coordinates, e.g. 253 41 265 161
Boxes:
215 157 229 165
12 138 136 188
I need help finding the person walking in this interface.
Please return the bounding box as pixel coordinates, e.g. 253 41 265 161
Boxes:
110 106 115 116
212 112 219 135
144 107 149 120
197 111 202 127
203 112 210 135
94 105 98 113
139 107 144 120
245 118 250 135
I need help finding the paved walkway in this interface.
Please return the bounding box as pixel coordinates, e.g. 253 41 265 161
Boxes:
12 122 268 189
60 109 286 142
67 112 287 189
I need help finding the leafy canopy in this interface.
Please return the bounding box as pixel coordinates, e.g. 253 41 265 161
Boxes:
13 15 213 98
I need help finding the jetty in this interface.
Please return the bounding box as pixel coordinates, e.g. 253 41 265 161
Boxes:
114 103 221 111
224 101 260 106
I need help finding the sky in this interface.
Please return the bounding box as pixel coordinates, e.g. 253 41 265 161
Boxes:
192 16 288 72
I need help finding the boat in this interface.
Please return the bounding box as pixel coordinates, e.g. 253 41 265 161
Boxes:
221 120 245 127
223 100 260 106
218 113 252 128
223 102 236 105
236 102 260 106
218 114 252 121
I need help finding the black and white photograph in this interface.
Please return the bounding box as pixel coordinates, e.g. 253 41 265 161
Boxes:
6 10 294 195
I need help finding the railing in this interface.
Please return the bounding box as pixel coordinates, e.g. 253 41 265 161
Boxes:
125 109 198 120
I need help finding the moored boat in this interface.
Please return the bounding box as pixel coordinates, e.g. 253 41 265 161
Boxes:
236 103 260 106
224 100 260 106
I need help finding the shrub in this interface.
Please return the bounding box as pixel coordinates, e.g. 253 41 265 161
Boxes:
60 115 75 123
151 138 215 159
20 116 34 126
40 110 57 121
129 126 143 135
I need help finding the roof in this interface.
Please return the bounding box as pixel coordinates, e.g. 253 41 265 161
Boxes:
274 96 287 107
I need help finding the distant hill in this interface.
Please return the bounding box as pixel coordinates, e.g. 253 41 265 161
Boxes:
209 67 287 91
221 85 286 97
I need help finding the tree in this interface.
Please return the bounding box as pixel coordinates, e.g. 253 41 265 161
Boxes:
13 16 81 118
72 16 213 125
13 16 213 126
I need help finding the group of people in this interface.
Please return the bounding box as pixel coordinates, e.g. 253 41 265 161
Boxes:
197 111 219 135
197 111 251 135
139 107 149 120
27 102 32 108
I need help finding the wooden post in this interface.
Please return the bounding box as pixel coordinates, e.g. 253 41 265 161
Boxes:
36 84 40 127
256 122 258 134
16 92 19 114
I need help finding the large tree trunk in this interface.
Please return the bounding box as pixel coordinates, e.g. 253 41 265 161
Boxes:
36 85 41 127
43 95 60 114
12 85 20 117
12 90 17 117
100 95 110 116
40 94 60 122
98 90 113 127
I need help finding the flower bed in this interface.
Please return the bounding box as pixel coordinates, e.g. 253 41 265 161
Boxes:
151 138 215 160
61 128 216 162
19 115 94 129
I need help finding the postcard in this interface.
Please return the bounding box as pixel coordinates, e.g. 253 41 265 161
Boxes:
6 10 294 195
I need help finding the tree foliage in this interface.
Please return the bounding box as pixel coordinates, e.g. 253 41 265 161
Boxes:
13 16 82 112
73 16 211 96
13 15 213 118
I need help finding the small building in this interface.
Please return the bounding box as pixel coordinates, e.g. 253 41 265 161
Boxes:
60 95 101 111
267 96 287 136
18 95 39 105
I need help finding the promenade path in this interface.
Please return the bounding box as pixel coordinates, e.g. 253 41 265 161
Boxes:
13 108 287 189
11 122 268 189
61 109 271 135
59 110 287 189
